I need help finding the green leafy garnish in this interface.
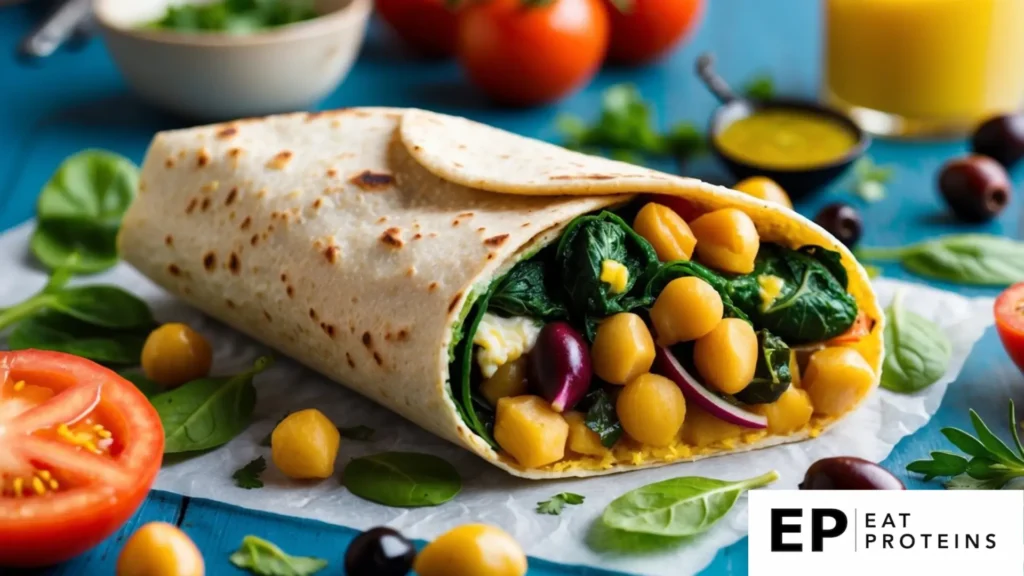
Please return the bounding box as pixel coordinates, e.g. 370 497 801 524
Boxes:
851 157 894 203
907 401 1024 489
582 387 623 448
743 74 775 100
644 260 749 322
147 0 318 34
151 356 273 454
343 452 462 507
733 330 791 404
488 255 567 321
229 535 327 576
727 244 858 344
602 471 779 536
233 457 266 489
879 289 950 394
537 492 585 515
557 84 705 164
451 290 499 449
856 235 1024 286
338 425 375 441
118 370 162 397
31 150 139 275
8 312 149 365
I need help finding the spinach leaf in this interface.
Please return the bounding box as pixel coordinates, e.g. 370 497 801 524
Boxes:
488 257 566 320
556 211 659 327
727 243 858 344
450 290 498 449
32 150 139 275
879 289 951 394
338 425 374 441
582 387 623 448
149 0 318 33
0 284 154 333
733 330 791 404
601 471 779 536
537 492 585 515
229 535 327 576
343 452 462 507
856 235 1024 286
152 356 273 454
644 260 750 321
8 312 148 365
233 456 266 489
118 370 162 397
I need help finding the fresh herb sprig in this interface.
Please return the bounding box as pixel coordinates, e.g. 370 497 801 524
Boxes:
230 535 327 576
148 0 318 34
537 492 585 515
907 401 1024 489
233 457 267 489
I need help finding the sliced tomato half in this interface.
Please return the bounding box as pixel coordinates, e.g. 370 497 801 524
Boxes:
826 311 874 345
0 350 163 567
995 283 1024 374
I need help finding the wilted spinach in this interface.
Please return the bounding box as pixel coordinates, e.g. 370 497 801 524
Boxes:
644 260 750 322
450 291 499 449
556 211 659 330
733 330 791 404
582 387 623 448
488 257 566 320
727 243 858 344
344 452 462 507
8 312 149 365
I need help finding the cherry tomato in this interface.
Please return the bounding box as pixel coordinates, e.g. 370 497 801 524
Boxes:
826 311 874 345
0 350 164 567
456 0 609 106
605 0 704 65
995 282 1024 373
375 0 459 58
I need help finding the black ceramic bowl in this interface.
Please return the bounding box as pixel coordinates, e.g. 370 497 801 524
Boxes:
697 54 870 200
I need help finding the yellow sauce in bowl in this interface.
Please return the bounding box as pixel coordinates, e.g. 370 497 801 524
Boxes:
715 109 858 170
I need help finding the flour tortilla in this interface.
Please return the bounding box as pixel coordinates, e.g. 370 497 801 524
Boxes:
119 107 883 479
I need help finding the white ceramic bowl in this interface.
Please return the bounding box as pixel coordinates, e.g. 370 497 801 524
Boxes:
94 0 372 120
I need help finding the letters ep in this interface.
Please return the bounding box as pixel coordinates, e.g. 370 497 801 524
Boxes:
770 508 848 552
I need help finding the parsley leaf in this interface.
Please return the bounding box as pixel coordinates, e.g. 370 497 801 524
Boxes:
337 425 374 441
852 157 894 203
233 457 266 489
537 492 585 515
742 74 775 100
230 535 328 576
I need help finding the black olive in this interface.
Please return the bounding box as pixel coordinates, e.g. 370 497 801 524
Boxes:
971 114 1024 169
799 456 905 490
344 527 416 576
938 154 1011 222
813 202 862 247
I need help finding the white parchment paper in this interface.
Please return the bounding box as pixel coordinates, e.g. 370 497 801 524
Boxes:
0 222 993 576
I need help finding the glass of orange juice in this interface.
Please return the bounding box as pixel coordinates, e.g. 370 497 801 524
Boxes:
823 0 1024 138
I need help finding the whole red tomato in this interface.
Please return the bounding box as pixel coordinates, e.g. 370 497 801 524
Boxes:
605 0 704 65
456 0 609 107
376 0 459 58
996 282 1024 373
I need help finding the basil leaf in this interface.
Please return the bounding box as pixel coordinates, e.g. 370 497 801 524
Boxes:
50 286 155 329
582 387 623 448
733 330 791 404
857 235 1024 286
32 150 139 275
152 356 273 454
229 535 327 576
7 312 148 365
727 243 858 344
602 471 779 536
488 257 566 321
879 289 950 394
233 456 266 489
343 452 461 507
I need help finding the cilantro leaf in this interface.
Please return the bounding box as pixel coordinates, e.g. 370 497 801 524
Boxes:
233 457 266 489
742 74 775 100
337 425 374 441
537 492 585 515
230 535 327 576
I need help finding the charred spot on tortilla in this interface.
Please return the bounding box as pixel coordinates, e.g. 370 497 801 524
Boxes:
452 219 461 227
228 252 241 275
326 168 338 178
376 216 388 224
521 223 531 228
250 234 259 247
476 227 486 233
373 352 384 366
165 157 175 169
286 285 295 298
428 282 439 292
185 198 198 214
168 264 181 276
397 328 410 341
412 233 423 241
484 234 509 247
263 310 273 322
428 232 438 238
486 254 495 260
196 147 211 168
324 245 340 264
267 150 294 170
216 126 238 139
280 273 288 282
349 170 395 191
309 308 318 321
346 352 356 368
226 299 236 309
362 332 373 349
228 211 236 221
312 198 323 210
305 111 324 122
380 227 404 248
240 216 253 230
321 323 337 338
200 197 211 212
406 266 416 277
351 296 359 304
225 187 239 206
164 235 174 247
448 292 463 313
202 251 217 271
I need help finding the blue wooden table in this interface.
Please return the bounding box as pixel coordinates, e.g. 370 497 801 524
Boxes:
3 1 1023 574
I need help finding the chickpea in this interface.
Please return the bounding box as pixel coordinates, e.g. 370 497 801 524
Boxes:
591 313 655 385
494 395 568 468
803 347 875 416
693 318 758 395
271 409 341 479
616 373 686 447
414 524 527 576
633 202 698 262
117 522 204 576
480 357 530 407
564 410 610 456
733 176 793 209
753 386 813 434
141 323 213 389
688 208 760 274
650 277 724 345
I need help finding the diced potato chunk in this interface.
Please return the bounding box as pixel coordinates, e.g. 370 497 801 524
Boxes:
753 386 813 434
600 260 630 294
494 395 569 468
633 202 697 262
803 347 875 416
650 276 724 345
271 409 341 479
680 404 745 447
591 313 656 385
616 373 686 447
693 318 758 395
689 208 760 274
564 411 609 456
480 357 530 407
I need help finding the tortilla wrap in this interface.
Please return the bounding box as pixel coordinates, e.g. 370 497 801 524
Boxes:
119 107 883 479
